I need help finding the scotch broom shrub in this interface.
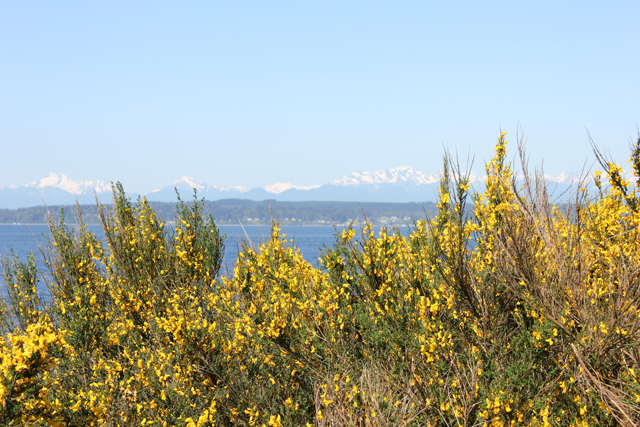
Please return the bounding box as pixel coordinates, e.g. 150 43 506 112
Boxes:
2 133 640 426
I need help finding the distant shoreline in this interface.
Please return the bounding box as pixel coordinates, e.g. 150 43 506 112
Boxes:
0 200 437 228
0 221 412 227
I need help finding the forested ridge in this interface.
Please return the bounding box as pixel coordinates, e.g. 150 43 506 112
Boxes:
0 199 438 226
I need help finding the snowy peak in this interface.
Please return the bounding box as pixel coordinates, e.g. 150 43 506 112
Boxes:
331 166 439 187
264 182 321 194
156 176 249 193
25 172 111 195
172 176 208 191
543 171 583 184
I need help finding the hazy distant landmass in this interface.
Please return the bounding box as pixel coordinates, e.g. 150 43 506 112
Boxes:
0 168 583 211
0 199 439 226
0 167 449 209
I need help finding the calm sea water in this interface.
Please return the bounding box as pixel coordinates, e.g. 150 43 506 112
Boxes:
0 224 411 296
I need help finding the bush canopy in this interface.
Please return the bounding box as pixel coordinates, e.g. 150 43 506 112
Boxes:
2 133 640 426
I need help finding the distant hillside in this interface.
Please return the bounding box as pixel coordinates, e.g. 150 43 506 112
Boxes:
0 199 439 226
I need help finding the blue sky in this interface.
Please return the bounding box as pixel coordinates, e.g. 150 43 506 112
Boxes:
1 1 639 194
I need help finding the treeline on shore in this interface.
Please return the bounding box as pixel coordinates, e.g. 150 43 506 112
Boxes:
0 198 438 226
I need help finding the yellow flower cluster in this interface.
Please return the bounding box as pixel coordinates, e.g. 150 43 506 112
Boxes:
0 322 66 425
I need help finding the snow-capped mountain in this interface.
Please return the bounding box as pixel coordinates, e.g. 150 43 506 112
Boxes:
264 182 321 194
545 172 579 184
1 167 597 209
331 166 439 187
25 173 112 195
159 176 250 193
141 166 445 204
0 173 114 209
146 177 250 202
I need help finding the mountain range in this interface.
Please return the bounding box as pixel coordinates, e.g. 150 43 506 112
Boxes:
0 167 586 209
